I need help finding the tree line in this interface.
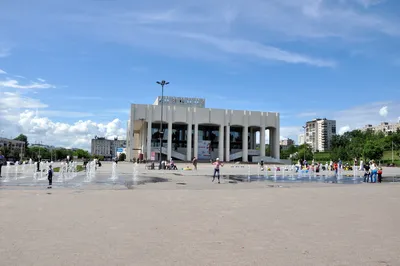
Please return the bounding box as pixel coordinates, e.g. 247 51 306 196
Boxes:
280 129 400 164
0 134 91 161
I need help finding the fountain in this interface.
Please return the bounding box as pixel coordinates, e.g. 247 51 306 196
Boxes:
273 165 277 182
110 162 118 182
133 162 139 185
85 160 96 182
2 162 11 182
14 161 19 180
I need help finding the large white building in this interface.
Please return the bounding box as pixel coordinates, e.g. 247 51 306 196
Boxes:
305 118 336 152
362 121 400 134
126 96 280 163
91 137 126 160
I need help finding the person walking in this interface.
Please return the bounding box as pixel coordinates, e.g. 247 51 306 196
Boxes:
370 161 378 183
363 163 370 183
212 158 224 184
47 165 53 189
0 151 5 177
192 157 198 170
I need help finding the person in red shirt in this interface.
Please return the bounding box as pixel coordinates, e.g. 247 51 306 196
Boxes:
377 168 383 183
212 158 224 183
334 162 338 176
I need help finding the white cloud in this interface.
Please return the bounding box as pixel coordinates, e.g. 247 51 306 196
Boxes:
37 78 46 82
0 92 48 109
297 112 318 118
180 33 336 67
339 125 351 134
0 92 126 150
379 106 388 117
0 79 55 89
0 48 11 58
0 68 6 74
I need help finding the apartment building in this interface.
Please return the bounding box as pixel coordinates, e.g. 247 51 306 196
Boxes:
91 136 126 160
305 118 336 152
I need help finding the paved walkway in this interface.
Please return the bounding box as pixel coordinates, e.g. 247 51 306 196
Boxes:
1 162 400 265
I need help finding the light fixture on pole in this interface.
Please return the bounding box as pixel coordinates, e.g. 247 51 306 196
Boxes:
302 125 306 161
156 80 169 169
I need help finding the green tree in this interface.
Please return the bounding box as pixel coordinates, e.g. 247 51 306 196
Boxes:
363 140 384 161
14 134 29 147
118 153 126 161
73 149 91 159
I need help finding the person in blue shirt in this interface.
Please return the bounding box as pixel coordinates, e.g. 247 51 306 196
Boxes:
0 151 5 177
47 165 53 189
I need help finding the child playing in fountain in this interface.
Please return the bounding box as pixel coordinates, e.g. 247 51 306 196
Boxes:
47 165 53 189
212 158 224 184
377 167 383 183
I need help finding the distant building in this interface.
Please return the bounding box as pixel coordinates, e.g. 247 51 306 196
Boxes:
30 143 56 150
361 121 400 135
305 118 336 152
0 137 26 158
91 136 126 160
298 134 305 145
280 138 294 150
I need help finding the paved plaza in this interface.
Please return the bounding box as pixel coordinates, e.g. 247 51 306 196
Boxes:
1 162 400 265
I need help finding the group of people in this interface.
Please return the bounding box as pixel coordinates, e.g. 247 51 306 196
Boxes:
295 158 383 183
361 160 383 183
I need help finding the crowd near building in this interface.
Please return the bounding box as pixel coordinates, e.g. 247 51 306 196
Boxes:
305 118 336 152
126 96 280 163
362 121 400 135
91 136 126 160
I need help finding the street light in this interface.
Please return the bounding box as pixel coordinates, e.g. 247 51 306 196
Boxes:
156 80 169 169
302 125 306 161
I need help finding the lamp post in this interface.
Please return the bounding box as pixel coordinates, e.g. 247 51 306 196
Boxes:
156 80 169 169
302 125 306 161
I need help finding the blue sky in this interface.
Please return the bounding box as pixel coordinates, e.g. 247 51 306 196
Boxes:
0 0 400 149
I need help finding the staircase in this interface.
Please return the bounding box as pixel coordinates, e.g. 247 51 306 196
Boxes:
156 147 186 161
229 151 243 161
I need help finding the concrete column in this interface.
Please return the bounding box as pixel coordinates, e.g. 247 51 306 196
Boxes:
187 124 192 161
274 126 280 159
249 128 254 149
269 129 274 158
140 123 145 154
225 125 230 162
167 122 172 159
260 127 266 157
242 126 248 162
147 121 152 160
218 124 224 161
194 124 198 159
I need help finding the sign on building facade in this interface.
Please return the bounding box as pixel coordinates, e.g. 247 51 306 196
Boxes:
198 140 211 160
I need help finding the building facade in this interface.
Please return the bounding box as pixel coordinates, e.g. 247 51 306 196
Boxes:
126 96 280 163
91 137 126 160
280 138 294 150
305 118 336 152
0 137 26 158
298 134 305 145
362 121 400 134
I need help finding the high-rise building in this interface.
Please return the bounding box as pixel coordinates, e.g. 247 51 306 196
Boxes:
305 118 336 152
91 136 126 160
298 134 305 145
